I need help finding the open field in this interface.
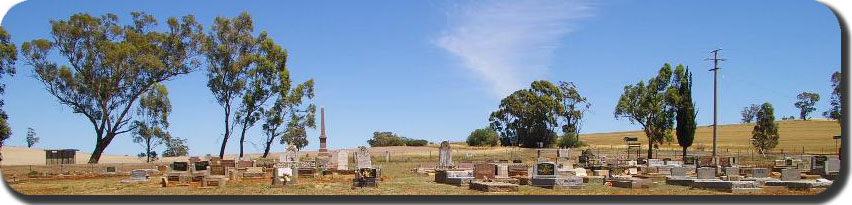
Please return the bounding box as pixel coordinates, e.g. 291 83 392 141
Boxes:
580 120 841 154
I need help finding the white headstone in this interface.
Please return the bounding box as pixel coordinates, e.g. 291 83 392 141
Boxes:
574 168 588 177
336 151 349 170
647 159 664 167
356 146 372 169
438 141 453 169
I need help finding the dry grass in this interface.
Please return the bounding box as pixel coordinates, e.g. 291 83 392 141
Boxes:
580 120 841 154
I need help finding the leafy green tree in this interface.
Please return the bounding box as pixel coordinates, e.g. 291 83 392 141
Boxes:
740 104 759 123
0 26 16 162
752 102 779 157
367 131 405 147
466 128 499 147
234 31 296 158
489 81 562 148
614 63 675 159
668 65 696 161
824 71 841 124
162 137 189 157
204 12 257 158
20 12 202 163
261 80 316 157
26 127 39 148
557 82 591 142
794 92 820 120
132 84 172 163
204 12 295 158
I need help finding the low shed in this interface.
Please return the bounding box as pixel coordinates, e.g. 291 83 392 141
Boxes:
45 149 78 165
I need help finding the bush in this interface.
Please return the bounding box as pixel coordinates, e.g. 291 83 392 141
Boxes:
466 128 500 147
557 133 586 148
403 137 428 146
367 131 405 147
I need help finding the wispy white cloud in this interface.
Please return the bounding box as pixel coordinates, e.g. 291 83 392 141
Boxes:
436 0 593 96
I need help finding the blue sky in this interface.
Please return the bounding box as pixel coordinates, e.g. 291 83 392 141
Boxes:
0 0 840 156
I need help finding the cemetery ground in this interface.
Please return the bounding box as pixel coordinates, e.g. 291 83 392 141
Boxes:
0 120 839 195
3 147 830 195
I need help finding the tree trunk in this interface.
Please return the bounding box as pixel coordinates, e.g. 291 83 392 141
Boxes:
146 138 152 163
238 123 249 158
88 133 116 164
262 137 274 158
219 110 231 159
647 140 654 159
682 146 688 162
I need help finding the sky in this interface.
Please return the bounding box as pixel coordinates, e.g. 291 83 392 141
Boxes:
0 0 840 156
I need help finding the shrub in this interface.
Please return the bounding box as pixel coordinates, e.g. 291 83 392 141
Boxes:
402 137 428 146
557 133 586 148
466 128 500 147
367 131 405 147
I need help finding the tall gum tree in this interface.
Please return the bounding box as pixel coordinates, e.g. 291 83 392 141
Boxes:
0 26 17 162
203 12 257 158
21 12 202 163
614 64 675 159
203 12 295 158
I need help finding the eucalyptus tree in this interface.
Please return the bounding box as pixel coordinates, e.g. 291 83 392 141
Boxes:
0 26 16 162
614 64 675 159
557 81 590 142
260 79 315 158
20 12 202 163
794 92 820 120
203 12 258 158
824 71 841 123
132 84 172 163
204 12 303 158
26 127 39 148
490 80 562 148
740 104 760 123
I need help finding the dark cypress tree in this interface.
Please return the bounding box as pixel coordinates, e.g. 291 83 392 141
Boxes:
669 65 696 162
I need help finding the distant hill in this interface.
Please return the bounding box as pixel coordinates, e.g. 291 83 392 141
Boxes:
580 120 841 153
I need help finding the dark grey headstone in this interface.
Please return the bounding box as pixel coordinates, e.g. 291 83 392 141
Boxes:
172 162 189 172
535 162 556 177
195 161 209 171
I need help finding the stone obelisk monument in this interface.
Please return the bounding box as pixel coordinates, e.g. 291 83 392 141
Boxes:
318 106 330 157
